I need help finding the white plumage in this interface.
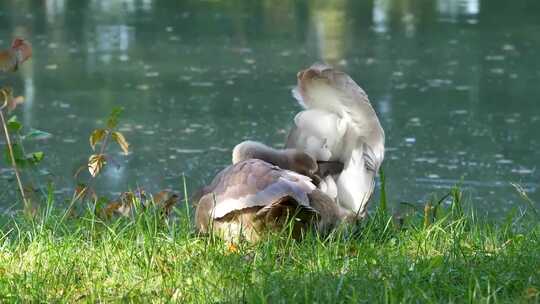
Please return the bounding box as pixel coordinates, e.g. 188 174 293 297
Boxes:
286 63 385 218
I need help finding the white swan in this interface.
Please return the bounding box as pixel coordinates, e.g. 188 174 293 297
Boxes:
286 63 385 219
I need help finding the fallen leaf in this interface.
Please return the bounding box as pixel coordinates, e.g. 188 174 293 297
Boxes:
101 191 141 218
227 243 239 254
153 190 179 217
101 201 125 218
525 287 539 299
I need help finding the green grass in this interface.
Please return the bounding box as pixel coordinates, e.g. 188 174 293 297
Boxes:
0 190 539 303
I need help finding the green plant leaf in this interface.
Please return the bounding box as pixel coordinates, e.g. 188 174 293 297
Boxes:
24 129 52 141
4 143 27 168
106 107 124 129
89 129 107 150
6 116 22 133
111 131 129 155
26 151 44 165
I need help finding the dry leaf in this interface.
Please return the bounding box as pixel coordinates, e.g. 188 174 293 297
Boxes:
153 190 179 217
0 38 32 73
153 191 169 204
0 88 22 112
525 287 539 299
101 191 139 218
227 243 239 254
101 201 129 218
88 154 106 177
89 129 107 151
101 190 178 220
112 131 129 155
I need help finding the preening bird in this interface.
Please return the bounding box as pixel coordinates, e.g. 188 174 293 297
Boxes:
192 63 384 242
232 140 318 179
286 63 385 219
0 38 32 73
194 141 350 242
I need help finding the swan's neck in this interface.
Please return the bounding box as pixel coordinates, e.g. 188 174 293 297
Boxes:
233 141 288 166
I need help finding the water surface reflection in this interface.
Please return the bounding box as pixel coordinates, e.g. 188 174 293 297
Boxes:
0 0 538 215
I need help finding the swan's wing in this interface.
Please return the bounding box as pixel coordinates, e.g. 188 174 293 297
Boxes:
335 142 378 217
201 159 317 220
286 109 346 161
293 63 385 169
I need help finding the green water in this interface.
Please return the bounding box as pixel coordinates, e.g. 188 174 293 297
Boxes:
0 0 538 215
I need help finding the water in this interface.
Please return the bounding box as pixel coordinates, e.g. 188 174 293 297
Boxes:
0 0 538 215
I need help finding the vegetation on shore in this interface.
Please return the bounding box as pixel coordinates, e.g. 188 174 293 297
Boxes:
1 37 538 304
0 185 538 303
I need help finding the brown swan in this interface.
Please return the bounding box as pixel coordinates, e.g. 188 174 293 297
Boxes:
194 141 350 242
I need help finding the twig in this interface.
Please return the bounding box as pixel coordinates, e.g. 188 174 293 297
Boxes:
0 91 28 209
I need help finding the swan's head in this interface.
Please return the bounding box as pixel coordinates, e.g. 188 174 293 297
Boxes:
288 150 318 177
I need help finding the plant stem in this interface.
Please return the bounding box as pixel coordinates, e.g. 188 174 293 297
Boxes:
0 109 28 209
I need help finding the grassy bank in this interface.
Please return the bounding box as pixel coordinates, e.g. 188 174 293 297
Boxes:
0 192 539 303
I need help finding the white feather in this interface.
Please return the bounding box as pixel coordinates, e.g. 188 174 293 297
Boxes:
287 64 385 218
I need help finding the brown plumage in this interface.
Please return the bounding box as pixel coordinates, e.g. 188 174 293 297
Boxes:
194 159 350 242
232 140 343 186
232 140 318 180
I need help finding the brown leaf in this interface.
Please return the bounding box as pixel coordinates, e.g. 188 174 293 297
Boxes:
226 243 239 254
0 88 23 112
525 287 539 299
112 131 129 155
101 201 123 218
153 190 179 217
11 38 32 67
162 194 179 216
153 190 170 205
101 191 137 218
88 154 106 177
89 129 107 151
0 38 32 73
